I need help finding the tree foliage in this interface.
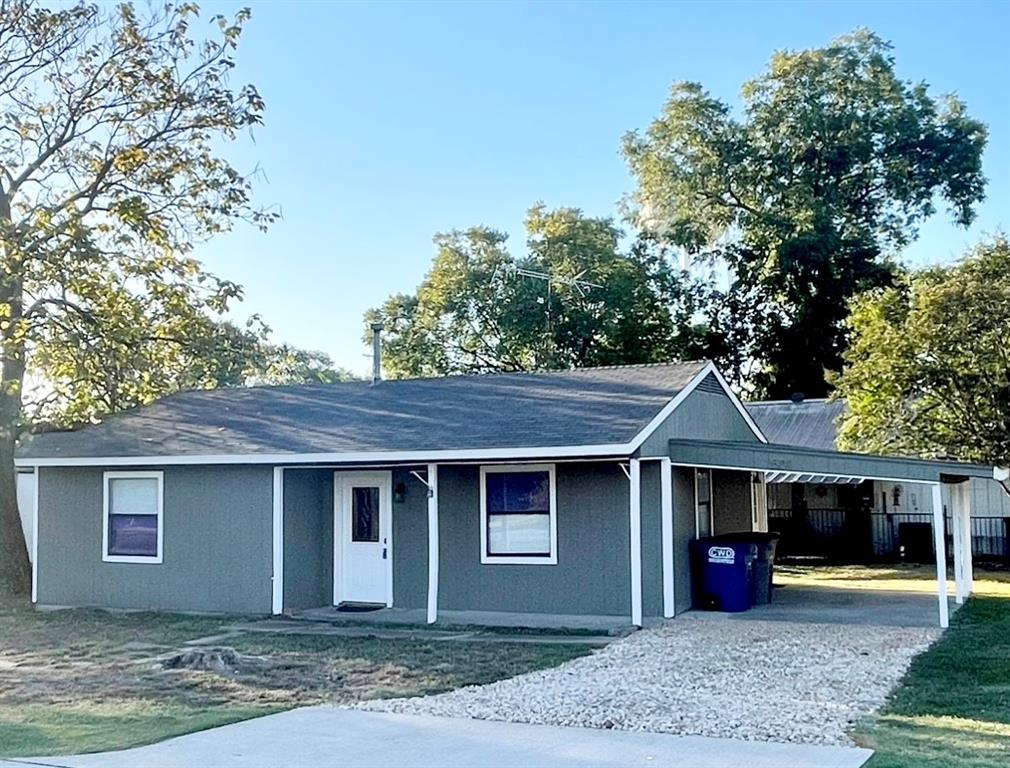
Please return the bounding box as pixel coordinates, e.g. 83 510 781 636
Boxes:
834 236 1010 466
624 29 987 398
367 205 717 378
29 317 355 428
0 1 272 593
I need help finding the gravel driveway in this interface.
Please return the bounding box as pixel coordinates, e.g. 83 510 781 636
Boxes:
360 616 938 746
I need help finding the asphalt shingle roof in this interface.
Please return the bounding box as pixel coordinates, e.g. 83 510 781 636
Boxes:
744 399 844 452
19 361 709 459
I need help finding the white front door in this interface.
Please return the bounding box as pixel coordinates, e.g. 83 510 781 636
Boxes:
334 471 392 606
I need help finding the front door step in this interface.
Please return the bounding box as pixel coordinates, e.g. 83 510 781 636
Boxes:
335 602 385 613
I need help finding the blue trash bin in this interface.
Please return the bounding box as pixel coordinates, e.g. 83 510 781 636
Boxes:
690 537 757 612
712 532 780 605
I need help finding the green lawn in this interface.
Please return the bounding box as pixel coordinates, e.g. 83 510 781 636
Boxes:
0 599 591 757
778 564 1010 766
856 596 1010 768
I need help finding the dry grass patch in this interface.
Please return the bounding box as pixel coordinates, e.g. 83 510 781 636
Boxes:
0 598 591 757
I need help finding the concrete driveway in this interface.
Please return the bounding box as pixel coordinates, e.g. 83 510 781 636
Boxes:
2 708 871 768
729 584 956 628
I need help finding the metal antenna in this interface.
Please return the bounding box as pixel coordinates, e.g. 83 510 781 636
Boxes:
495 263 605 366
506 265 603 297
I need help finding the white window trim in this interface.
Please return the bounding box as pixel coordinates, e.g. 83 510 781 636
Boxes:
480 463 557 565
694 468 714 538
102 470 164 564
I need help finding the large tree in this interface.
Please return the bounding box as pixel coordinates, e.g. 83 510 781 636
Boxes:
834 236 1010 466
0 2 272 594
367 205 714 378
28 316 355 428
623 29 987 398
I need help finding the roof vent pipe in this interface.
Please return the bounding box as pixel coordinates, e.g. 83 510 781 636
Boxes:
371 322 384 385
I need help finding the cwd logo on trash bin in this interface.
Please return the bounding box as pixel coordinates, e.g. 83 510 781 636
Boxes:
708 546 735 565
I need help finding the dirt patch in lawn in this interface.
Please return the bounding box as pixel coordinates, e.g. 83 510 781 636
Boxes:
0 598 591 757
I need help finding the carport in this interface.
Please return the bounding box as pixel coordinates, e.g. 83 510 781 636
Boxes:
669 439 1010 627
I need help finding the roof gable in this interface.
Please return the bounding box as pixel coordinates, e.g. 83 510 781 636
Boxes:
636 372 766 456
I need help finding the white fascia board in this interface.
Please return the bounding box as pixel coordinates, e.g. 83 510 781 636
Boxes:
15 442 634 468
670 459 920 485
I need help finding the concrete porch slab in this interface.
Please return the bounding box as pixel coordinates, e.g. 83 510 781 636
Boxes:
229 619 614 646
292 606 633 633
6 708 873 768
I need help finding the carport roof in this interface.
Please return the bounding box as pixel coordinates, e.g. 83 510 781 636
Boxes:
668 438 1001 484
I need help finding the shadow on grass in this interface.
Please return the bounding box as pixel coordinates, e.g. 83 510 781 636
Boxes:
859 714 1010 768
0 702 281 758
857 596 1010 768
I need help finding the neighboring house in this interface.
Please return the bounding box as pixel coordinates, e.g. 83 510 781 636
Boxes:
747 399 1010 562
16 361 1004 629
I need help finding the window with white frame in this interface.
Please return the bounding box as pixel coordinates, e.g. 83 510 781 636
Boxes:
480 464 557 564
103 471 164 563
695 468 713 538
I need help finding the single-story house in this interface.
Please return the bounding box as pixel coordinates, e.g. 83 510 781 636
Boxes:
747 399 1010 562
17 360 1008 629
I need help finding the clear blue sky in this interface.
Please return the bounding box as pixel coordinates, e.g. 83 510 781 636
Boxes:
199 0 1010 375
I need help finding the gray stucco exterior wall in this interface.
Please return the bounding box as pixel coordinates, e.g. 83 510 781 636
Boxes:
713 470 754 534
391 467 429 610
36 458 741 620
37 465 273 614
437 462 631 616
637 387 760 458
671 466 697 614
283 469 333 611
282 466 429 612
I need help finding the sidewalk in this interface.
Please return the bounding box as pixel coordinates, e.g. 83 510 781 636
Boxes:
1 707 873 768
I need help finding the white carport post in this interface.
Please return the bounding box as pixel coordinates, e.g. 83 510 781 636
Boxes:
426 463 439 624
950 481 973 604
660 458 675 619
629 458 642 628
271 467 284 615
949 485 965 606
31 468 39 605
930 483 949 629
